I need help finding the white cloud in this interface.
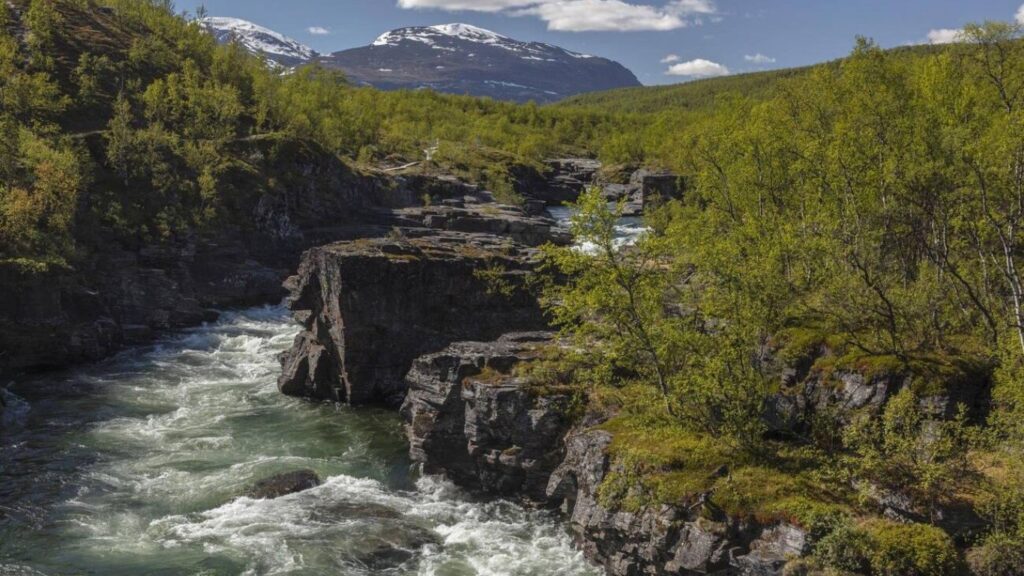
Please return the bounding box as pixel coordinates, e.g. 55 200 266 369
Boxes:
661 53 680 63
398 0 539 10
518 1 685 32
667 0 715 16
744 53 775 64
307 26 331 35
397 0 718 32
1017 3 1024 24
927 28 964 44
665 58 729 77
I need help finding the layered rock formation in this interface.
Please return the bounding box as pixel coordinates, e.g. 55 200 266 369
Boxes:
277 231 547 406
525 159 683 216
531 158 602 205
401 333 813 576
393 202 570 247
0 136 532 381
401 333 572 500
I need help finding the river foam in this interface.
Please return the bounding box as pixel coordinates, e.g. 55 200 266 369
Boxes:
0 306 598 576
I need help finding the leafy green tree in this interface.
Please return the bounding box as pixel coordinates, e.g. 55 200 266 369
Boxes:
106 93 135 185
843 388 978 521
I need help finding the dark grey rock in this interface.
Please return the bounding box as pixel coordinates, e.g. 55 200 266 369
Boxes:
246 469 322 499
734 524 808 576
630 169 683 210
278 233 546 406
401 333 571 500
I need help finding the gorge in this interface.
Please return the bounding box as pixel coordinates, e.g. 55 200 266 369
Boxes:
2 1 1022 575
0 152 696 575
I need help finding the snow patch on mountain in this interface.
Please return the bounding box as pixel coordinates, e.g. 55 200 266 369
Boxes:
371 23 594 59
202 17 318 64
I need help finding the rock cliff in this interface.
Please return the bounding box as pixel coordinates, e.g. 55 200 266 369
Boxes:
277 231 547 406
400 333 814 576
401 333 572 500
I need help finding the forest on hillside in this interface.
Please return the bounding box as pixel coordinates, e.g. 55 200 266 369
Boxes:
542 24 1024 576
0 0 622 272
3 1 1024 574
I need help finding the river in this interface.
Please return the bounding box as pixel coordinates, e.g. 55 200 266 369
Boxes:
0 306 599 576
546 206 647 253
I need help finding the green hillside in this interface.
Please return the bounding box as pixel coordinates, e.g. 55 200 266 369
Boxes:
558 43 954 116
0 0 624 272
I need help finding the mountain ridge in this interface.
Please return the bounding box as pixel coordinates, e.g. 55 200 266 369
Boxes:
202 17 641 102
201 17 319 68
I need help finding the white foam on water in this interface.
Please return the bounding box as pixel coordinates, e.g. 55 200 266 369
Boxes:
547 205 649 255
2 305 599 575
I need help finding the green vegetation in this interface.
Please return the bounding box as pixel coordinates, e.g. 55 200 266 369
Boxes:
6 1 1024 572
540 22 1024 575
0 0 622 271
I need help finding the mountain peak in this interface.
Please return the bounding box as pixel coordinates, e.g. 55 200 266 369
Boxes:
201 17 318 67
372 23 508 48
428 23 509 43
203 17 639 102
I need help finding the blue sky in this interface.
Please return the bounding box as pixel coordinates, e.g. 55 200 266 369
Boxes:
178 0 1024 85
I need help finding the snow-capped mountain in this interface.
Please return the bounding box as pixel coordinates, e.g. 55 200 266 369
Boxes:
323 23 640 103
201 19 640 102
201 17 319 68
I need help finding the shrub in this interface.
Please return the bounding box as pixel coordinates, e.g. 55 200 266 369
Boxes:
967 533 1024 576
814 522 873 574
815 520 959 576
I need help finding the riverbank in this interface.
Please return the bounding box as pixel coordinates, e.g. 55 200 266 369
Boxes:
0 306 599 575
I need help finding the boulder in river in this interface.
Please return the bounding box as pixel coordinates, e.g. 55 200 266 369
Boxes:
246 469 322 499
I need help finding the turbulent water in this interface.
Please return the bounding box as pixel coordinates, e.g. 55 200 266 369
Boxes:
546 206 647 253
0 306 599 576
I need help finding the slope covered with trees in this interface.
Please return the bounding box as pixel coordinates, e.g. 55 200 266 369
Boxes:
0 0 622 274
540 25 1024 575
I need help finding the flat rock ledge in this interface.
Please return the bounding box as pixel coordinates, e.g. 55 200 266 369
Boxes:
277 232 547 406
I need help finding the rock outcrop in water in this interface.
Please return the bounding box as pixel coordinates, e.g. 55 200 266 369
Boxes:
246 469 323 499
277 229 548 406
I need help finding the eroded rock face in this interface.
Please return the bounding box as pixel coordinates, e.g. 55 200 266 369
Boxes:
402 334 811 576
401 332 572 500
395 204 571 248
547 428 741 576
530 158 602 205
278 233 546 406
526 159 684 220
